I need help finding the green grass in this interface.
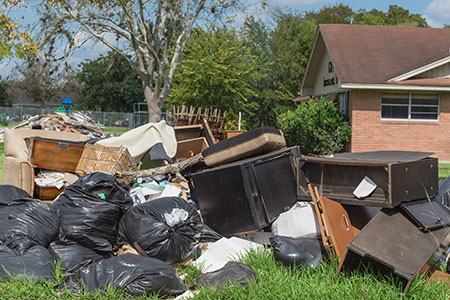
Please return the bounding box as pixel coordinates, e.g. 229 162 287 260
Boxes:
439 163 450 180
183 250 449 299
103 127 131 136
0 251 447 299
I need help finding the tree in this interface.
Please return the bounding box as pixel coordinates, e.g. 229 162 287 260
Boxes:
77 52 144 112
241 16 294 128
10 54 68 111
354 5 427 27
0 79 11 106
0 1 37 59
40 0 239 122
270 10 316 98
167 25 262 116
305 4 354 25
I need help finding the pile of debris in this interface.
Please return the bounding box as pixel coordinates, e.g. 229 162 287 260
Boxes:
0 120 448 297
0 112 107 141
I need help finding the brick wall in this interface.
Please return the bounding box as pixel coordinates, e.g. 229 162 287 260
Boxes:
349 90 450 162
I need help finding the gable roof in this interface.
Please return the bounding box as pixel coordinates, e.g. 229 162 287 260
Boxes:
319 24 450 84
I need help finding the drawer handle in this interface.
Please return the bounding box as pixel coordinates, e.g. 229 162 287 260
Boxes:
58 142 68 150
343 214 350 231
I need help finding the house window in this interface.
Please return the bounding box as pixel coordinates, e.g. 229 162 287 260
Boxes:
381 92 439 121
338 92 349 119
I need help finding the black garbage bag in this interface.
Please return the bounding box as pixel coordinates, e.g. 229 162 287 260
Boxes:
0 242 54 281
0 185 31 205
48 240 104 274
199 224 223 243
270 235 323 270
438 176 450 206
0 199 59 255
64 254 185 296
195 261 256 290
117 197 203 264
53 173 133 253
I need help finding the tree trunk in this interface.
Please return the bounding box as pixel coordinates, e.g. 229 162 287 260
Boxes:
143 79 162 123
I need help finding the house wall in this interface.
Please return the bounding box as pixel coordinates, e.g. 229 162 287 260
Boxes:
349 90 450 161
312 50 340 95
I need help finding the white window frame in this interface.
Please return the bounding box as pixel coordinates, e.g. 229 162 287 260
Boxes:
381 92 440 122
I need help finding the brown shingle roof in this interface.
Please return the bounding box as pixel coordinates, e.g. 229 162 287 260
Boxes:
320 24 450 84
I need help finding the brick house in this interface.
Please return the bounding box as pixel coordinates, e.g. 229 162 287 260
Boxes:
301 24 450 161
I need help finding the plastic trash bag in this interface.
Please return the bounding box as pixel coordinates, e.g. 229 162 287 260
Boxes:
272 202 321 238
199 224 222 243
0 185 31 205
270 235 323 270
53 173 133 253
195 261 256 290
0 199 59 255
64 254 185 297
0 242 54 281
48 240 104 274
117 197 203 264
438 176 450 206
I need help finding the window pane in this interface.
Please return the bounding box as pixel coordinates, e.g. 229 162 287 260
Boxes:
382 105 408 119
411 98 438 105
411 106 438 113
411 93 438 105
382 98 409 105
382 92 409 105
411 113 438 120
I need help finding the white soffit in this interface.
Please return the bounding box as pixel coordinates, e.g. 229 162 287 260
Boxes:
388 55 450 82
341 82 450 91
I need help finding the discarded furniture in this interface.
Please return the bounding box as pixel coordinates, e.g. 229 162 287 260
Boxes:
75 144 137 177
191 146 300 236
173 137 208 162
336 207 449 293
174 120 216 145
30 137 85 173
202 127 286 167
298 151 438 208
400 197 450 231
174 124 202 141
309 185 378 262
2 129 89 196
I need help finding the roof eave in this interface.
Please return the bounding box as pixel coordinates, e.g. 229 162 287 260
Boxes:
341 82 450 91
388 55 450 82
300 27 321 96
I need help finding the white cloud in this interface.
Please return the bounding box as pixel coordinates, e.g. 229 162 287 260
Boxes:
425 0 450 27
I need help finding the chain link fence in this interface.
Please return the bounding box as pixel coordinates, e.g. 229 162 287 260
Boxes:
0 106 171 128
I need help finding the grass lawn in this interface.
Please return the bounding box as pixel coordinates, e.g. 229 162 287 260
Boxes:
0 250 448 299
104 126 131 136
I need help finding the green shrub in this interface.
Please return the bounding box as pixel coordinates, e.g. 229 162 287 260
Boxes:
277 97 351 155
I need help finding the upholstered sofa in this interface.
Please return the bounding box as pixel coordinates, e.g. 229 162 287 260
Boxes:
2 129 89 196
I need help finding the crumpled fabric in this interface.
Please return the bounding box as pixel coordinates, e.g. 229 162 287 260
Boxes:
96 121 177 163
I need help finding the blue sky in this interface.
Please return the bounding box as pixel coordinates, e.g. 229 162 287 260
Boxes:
1 0 449 78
